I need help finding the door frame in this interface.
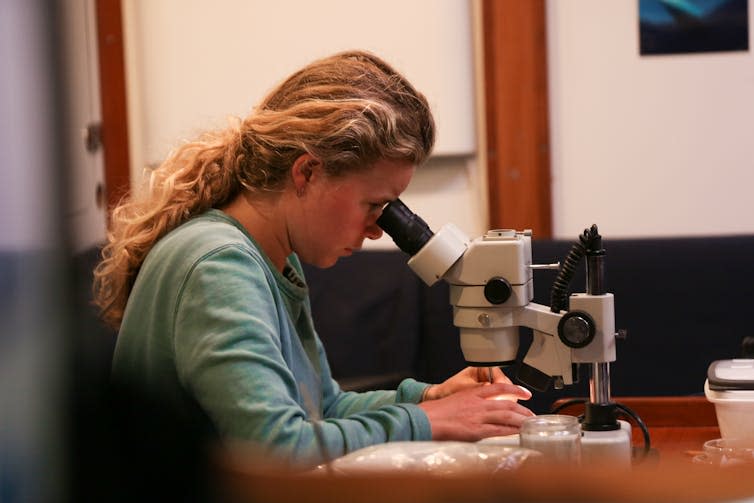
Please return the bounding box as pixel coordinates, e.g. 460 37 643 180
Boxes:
95 0 130 212
482 0 552 237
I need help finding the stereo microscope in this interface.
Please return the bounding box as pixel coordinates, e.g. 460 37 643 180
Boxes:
377 199 638 466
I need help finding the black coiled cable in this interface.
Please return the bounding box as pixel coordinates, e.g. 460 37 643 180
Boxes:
549 225 601 313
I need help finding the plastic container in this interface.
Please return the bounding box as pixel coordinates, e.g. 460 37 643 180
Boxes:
692 438 754 467
704 359 754 441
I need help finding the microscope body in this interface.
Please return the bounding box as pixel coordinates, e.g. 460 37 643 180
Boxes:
405 224 616 393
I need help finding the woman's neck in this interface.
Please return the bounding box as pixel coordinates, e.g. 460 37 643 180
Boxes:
220 191 290 272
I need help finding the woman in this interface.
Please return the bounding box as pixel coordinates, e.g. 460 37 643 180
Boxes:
94 50 533 469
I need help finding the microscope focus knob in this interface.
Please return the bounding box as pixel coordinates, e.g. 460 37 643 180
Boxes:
483 277 512 305
558 311 596 348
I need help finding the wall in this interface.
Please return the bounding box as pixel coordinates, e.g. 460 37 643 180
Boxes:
62 0 107 252
122 1 754 245
547 0 754 239
122 0 490 248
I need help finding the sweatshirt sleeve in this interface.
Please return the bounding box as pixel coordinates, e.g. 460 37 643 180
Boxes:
319 375 433 456
173 245 432 470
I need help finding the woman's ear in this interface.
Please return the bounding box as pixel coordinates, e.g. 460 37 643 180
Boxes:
291 153 321 197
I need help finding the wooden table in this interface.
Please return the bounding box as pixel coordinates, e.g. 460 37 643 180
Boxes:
219 397 754 503
644 425 719 463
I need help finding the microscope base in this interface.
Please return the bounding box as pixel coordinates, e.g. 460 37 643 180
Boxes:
581 420 632 468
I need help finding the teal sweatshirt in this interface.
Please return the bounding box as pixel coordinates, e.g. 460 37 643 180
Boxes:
112 209 432 469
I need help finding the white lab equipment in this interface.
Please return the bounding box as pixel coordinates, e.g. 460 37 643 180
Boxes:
704 359 754 441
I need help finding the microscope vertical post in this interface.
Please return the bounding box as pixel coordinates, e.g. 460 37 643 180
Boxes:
586 244 611 406
578 230 632 466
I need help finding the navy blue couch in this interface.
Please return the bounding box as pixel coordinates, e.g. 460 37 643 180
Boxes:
68 234 754 414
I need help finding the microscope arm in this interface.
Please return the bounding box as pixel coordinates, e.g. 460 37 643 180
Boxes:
452 289 616 392
452 302 577 391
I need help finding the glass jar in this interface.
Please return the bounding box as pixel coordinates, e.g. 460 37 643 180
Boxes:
519 414 582 465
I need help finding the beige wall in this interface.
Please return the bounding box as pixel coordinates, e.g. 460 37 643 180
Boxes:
122 0 489 249
122 0 754 246
547 0 754 238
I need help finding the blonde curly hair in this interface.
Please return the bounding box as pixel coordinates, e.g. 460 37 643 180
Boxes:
93 50 435 329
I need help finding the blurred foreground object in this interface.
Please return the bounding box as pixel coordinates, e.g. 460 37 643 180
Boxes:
1 1 69 500
219 454 754 503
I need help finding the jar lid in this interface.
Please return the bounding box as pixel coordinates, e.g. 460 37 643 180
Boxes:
707 359 754 391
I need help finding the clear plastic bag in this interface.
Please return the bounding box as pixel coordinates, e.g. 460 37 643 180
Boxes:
326 441 540 476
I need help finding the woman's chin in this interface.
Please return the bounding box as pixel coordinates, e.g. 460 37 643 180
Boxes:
313 255 341 269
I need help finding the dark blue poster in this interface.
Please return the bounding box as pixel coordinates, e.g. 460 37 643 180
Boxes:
639 0 749 54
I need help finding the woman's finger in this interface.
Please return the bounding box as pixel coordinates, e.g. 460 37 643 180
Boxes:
476 382 532 400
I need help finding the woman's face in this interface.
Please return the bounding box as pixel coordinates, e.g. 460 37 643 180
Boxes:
292 159 415 268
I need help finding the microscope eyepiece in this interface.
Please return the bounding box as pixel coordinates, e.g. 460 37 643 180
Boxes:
376 199 434 256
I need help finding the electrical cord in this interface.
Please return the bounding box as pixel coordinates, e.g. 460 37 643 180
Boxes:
614 402 652 459
550 225 601 313
549 241 585 313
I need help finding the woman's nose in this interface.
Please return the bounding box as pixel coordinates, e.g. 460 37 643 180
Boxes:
364 222 383 240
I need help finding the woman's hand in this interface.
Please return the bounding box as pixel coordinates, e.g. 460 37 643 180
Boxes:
423 366 527 401
418 382 535 441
